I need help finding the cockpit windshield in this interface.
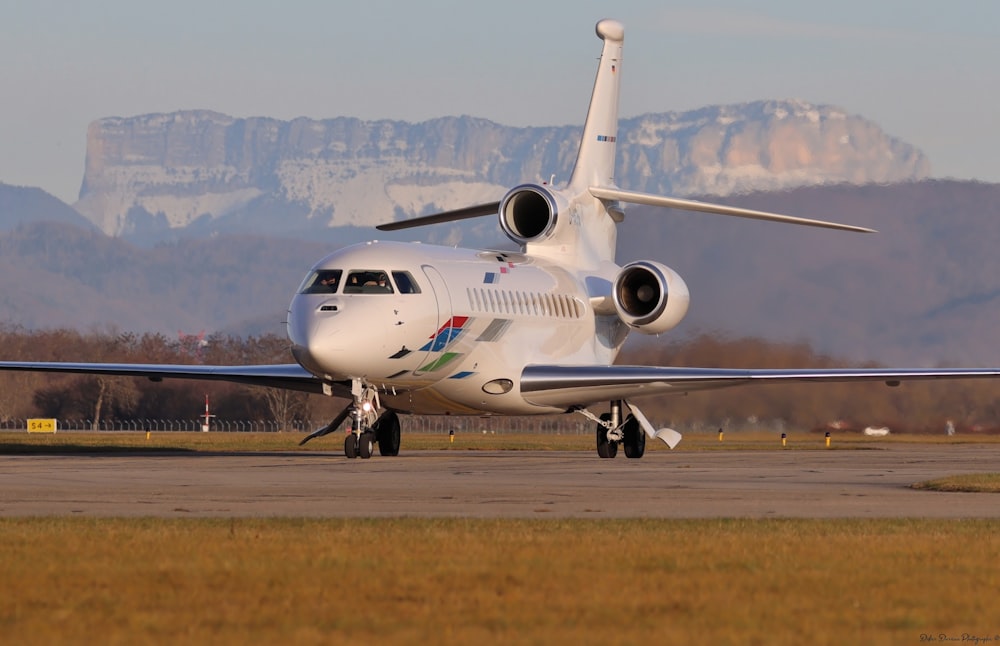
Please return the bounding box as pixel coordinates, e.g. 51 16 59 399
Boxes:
298 268 421 295
344 270 393 294
298 269 343 294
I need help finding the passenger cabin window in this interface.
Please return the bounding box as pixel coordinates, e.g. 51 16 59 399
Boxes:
344 270 394 294
392 271 421 294
299 269 343 294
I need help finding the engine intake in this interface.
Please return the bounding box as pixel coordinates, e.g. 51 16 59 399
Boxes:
613 261 690 334
499 184 559 245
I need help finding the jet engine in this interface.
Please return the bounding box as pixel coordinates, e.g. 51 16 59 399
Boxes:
613 260 690 334
498 184 564 245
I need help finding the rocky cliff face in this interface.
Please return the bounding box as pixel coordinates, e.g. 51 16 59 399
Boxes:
75 101 930 239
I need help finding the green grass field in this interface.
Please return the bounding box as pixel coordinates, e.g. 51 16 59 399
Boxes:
2 432 999 643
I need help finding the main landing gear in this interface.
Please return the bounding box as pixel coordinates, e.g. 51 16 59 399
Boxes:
579 400 647 459
299 379 401 459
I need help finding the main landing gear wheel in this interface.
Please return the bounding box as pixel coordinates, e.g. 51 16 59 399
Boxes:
623 414 645 459
373 411 401 456
596 412 618 459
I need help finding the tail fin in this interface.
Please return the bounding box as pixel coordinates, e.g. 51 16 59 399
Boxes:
374 19 874 238
568 19 625 191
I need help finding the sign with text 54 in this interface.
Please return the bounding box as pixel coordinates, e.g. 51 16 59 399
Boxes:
27 419 57 433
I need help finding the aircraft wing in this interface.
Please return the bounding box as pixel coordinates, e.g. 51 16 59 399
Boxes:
520 364 1000 407
0 361 337 395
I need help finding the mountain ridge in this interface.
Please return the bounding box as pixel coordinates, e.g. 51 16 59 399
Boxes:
74 100 929 243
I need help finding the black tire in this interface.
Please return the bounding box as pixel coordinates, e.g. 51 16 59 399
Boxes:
596 413 617 458
374 411 401 456
358 432 374 459
344 434 358 459
623 414 645 459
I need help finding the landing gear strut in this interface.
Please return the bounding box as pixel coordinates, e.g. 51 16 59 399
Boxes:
342 381 380 459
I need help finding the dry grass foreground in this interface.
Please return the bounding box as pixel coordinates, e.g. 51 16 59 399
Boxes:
913 474 1000 493
1 518 999 644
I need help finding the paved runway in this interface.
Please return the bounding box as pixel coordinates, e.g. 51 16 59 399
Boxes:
1 445 997 518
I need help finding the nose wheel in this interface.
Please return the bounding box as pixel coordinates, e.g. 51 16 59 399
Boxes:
343 408 377 460
344 431 375 459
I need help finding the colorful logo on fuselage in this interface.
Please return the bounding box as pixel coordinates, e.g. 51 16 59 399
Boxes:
420 316 469 352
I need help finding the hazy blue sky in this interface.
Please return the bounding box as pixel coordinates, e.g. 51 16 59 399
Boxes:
2 0 998 203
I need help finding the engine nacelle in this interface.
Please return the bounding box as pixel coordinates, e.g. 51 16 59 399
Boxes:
613 260 690 334
499 184 562 245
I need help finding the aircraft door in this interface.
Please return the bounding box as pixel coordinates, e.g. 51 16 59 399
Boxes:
414 264 452 376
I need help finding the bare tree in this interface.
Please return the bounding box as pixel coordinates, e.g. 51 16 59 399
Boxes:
261 387 310 431
89 376 139 430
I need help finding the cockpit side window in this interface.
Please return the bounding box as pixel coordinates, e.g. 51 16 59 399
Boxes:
392 271 421 294
344 270 394 294
299 269 343 294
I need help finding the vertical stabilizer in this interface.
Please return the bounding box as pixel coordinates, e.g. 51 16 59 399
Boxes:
568 19 624 191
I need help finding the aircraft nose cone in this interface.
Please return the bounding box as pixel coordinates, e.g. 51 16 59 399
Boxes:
286 296 312 353
287 295 341 375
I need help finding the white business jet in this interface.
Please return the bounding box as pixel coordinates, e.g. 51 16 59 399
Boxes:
3 19 1000 459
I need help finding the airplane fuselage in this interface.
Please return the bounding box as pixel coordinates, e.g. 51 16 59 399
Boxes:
287 241 629 415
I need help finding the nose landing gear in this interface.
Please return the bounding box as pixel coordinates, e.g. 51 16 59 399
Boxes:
341 380 380 459
300 379 400 459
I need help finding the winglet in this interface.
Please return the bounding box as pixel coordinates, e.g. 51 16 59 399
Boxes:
567 19 625 191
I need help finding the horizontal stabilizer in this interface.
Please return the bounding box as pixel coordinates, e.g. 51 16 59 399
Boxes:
376 202 500 231
589 186 876 233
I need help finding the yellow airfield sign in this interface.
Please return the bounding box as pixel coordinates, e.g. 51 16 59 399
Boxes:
27 418 57 433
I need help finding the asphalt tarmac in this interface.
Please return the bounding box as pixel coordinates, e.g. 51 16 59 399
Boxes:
1 444 998 518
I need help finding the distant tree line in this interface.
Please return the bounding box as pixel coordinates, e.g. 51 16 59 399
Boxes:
0 325 996 433
0 325 319 430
